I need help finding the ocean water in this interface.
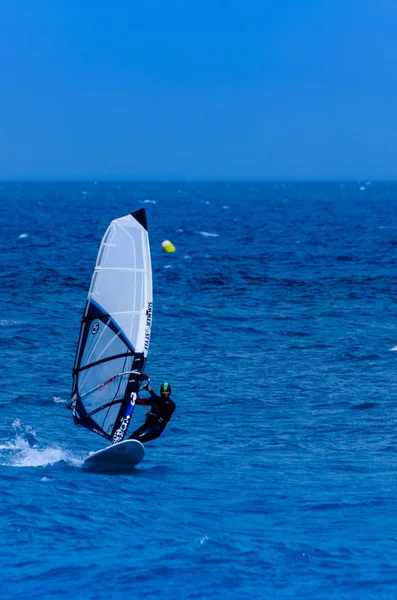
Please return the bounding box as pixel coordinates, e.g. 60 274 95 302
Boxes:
1 181 397 599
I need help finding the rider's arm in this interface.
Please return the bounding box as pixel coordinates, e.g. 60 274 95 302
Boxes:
148 388 158 399
137 383 155 404
146 385 160 401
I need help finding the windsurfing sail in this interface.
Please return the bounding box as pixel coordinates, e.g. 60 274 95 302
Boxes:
70 209 153 443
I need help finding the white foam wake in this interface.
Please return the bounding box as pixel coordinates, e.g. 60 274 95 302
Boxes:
1 437 79 468
0 420 82 468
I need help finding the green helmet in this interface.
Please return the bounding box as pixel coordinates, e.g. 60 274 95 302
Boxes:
160 382 171 394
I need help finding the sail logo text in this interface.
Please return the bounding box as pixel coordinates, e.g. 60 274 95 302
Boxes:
91 322 99 335
144 302 153 350
98 376 116 391
112 415 131 443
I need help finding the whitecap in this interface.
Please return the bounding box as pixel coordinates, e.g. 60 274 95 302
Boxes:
19 233 28 239
196 231 219 237
143 199 156 204
53 396 66 404
390 346 397 351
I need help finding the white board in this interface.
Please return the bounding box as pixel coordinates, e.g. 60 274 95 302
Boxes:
82 439 145 473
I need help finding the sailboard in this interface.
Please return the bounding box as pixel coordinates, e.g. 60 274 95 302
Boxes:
69 208 152 470
82 440 145 473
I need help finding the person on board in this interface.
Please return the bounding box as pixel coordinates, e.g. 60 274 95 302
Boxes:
129 382 176 443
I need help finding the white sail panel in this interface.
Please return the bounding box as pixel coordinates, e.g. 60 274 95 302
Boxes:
89 212 152 354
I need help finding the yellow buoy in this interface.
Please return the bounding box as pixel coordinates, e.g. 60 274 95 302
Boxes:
161 240 176 253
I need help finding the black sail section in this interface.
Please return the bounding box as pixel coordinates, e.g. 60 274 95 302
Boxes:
110 351 145 443
131 208 148 231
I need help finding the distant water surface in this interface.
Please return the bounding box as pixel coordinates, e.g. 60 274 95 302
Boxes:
1 181 397 599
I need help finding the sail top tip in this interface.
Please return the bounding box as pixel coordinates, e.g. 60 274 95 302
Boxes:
131 208 148 231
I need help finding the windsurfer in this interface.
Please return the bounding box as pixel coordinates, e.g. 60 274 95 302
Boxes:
129 382 175 443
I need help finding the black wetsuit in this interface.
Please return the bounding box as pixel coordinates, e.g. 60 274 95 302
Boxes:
129 389 176 443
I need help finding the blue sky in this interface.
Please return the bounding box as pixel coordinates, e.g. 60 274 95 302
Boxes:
0 0 396 179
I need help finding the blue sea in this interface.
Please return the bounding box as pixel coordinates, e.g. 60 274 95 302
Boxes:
1 181 397 599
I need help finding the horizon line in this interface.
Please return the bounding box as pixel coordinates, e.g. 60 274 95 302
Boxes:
0 178 396 184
